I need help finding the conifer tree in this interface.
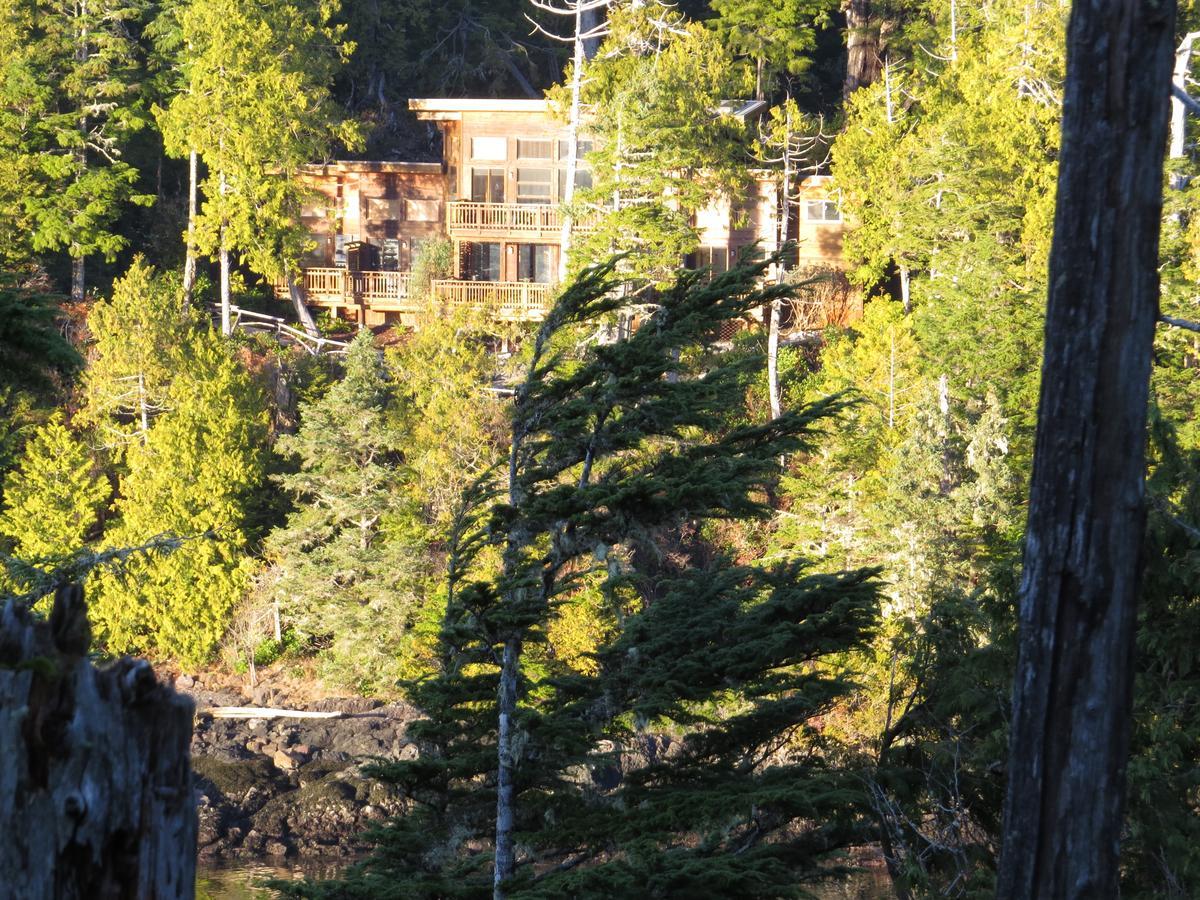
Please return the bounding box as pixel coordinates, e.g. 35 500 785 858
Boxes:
155 0 360 332
288 255 880 899
566 4 751 285
0 414 109 575
80 257 192 451
90 327 267 665
0 0 152 299
258 332 427 692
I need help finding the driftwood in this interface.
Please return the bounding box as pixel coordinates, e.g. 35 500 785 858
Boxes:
0 585 196 900
202 706 345 720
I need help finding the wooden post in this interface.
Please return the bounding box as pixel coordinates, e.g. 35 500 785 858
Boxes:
0 585 196 899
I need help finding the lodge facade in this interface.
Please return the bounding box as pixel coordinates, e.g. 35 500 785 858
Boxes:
280 99 852 328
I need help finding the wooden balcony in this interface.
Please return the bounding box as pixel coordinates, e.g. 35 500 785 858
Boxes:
432 280 554 321
276 268 555 323
448 201 562 240
275 268 419 311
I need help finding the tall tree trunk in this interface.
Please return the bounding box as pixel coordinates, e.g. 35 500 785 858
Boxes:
182 149 198 309
581 5 604 60
558 3 587 283
71 254 85 304
843 0 881 99
1170 33 1200 191
767 299 781 420
286 270 320 338
0 585 196 899
219 168 231 336
996 1 1176 896
493 635 520 900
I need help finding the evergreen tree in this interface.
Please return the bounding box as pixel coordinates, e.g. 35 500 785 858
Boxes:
0 413 109 574
708 0 835 100
0 0 152 299
565 4 752 284
89 327 267 665
155 0 360 331
288 255 880 899
258 332 427 692
79 257 192 451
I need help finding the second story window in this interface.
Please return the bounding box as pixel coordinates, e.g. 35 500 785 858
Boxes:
804 199 842 223
471 168 505 203
517 168 553 204
471 136 506 160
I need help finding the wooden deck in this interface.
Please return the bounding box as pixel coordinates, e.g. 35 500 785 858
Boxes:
448 201 561 240
432 280 553 321
276 269 555 323
447 202 596 240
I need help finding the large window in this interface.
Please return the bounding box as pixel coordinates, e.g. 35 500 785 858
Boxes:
516 244 554 283
471 168 505 203
803 199 842 223
516 167 553 204
463 242 501 281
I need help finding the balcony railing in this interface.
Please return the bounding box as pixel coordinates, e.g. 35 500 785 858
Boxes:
432 280 554 321
276 268 555 322
448 201 562 238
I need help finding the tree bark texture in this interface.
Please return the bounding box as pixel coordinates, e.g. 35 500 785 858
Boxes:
0 585 196 900
182 150 198 310
996 2 1176 897
843 0 881 99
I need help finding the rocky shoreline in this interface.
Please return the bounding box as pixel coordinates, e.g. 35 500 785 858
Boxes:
183 675 420 861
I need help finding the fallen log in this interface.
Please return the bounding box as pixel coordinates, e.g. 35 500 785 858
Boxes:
201 706 346 720
0 584 196 900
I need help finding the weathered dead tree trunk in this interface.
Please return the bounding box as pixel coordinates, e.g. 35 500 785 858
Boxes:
0 585 196 899
996 1 1176 897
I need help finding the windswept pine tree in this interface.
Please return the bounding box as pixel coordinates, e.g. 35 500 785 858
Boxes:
285 255 880 899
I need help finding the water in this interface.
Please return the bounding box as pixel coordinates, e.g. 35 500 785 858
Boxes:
197 860 894 898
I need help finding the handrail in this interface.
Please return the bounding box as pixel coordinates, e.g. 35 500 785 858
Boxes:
431 280 555 321
223 304 349 356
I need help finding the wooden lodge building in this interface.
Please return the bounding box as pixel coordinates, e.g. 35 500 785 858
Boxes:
281 98 852 329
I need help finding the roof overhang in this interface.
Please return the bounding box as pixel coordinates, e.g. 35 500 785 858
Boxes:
409 98 551 121
297 160 443 175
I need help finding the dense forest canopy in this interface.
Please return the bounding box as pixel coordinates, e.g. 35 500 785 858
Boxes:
2 0 1200 897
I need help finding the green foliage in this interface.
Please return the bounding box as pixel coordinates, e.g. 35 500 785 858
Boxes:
257 332 426 692
832 0 1065 434
708 0 835 98
565 5 752 283
409 238 455 301
155 0 362 284
80 257 194 450
90 325 268 665
0 276 82 392
290 255 881 898
0 413 109 576
0 0 152 279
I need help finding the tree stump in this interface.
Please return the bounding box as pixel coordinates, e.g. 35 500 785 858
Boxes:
0 584 196 899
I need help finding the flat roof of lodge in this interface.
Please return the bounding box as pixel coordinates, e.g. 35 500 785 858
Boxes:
409 98 550 120
298 160 443 175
